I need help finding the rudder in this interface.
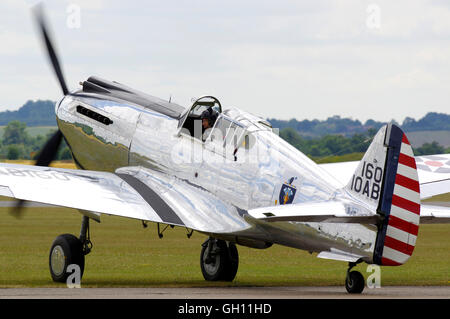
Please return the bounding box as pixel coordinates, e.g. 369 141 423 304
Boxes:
375 124 421 266
345 124 421 266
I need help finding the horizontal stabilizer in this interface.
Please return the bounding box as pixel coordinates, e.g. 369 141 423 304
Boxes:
248 200 379 224
317 250 364 263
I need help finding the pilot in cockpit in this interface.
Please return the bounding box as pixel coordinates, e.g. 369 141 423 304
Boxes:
200 107 217 141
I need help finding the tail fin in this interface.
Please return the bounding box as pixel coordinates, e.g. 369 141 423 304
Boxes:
346 124 421 266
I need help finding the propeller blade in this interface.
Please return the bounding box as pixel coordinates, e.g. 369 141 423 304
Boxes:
12 7 69 218
33 4 69 95
10 200 26 219
10 130 63 218
35 130 63 167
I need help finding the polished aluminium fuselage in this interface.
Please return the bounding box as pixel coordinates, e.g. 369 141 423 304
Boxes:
56 92 378 263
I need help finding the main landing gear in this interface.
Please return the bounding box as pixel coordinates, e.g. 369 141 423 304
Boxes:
49 216 92 283
345 262 365 294
200 237 239 282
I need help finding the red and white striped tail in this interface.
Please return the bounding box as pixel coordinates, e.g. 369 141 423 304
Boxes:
375 125 421 266
381 134 421 266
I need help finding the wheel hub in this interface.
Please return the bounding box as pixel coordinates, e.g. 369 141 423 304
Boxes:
50 245 66 276
203 253 220 275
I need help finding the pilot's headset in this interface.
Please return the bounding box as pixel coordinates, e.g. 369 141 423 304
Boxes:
202 107 217 127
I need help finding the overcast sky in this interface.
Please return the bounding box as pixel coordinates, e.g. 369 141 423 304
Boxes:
1 0 450 123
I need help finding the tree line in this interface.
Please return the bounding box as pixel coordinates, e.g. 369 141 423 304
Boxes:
0 100 56 126
1 121 71 160
2 100 449 136
0 120 448 163
279 127 450 162
0 100 450 161
269 112 450 137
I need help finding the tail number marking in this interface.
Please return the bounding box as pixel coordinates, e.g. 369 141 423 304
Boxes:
350 161 383 200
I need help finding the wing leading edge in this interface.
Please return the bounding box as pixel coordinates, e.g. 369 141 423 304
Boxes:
0 163 251 234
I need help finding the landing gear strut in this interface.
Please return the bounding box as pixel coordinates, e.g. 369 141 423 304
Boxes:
345 262 365 294
49 216 92 283
200 237 239 282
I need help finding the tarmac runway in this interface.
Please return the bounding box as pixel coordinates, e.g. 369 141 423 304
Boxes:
0 286 449 299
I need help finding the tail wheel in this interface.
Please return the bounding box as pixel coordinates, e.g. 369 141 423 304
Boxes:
345 271 365 294
200 239 239 282
49 234 85 283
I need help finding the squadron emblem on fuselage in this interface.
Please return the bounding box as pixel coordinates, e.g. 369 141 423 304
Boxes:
279 177 297 205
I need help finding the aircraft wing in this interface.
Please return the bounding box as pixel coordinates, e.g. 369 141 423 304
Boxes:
0 163 251 234
319 154 450 200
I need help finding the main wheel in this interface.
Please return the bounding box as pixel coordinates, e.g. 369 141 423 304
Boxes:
200 239 239 282
222 242 239 281
49 234 85 283
345 271 365 294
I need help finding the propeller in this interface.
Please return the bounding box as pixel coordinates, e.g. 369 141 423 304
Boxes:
12 6 69 217
34 4 69 96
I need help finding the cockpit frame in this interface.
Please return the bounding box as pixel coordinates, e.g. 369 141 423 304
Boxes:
178 96 222 130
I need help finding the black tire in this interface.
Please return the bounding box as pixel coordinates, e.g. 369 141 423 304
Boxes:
200 240 239 282
345 271 365 294
222 242 239 282
49 234 85 283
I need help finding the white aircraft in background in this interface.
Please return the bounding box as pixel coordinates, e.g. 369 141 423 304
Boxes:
3 6 449 294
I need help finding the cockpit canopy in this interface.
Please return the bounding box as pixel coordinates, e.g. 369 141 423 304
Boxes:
178 97 272 159
179 96 222 139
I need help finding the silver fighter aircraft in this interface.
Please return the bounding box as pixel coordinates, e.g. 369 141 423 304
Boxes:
4 8 449 293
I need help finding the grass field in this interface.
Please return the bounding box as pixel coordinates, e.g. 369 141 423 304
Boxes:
0 161 448 288
0 207 448 288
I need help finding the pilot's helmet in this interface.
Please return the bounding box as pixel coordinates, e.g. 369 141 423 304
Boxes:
201 108 217 126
